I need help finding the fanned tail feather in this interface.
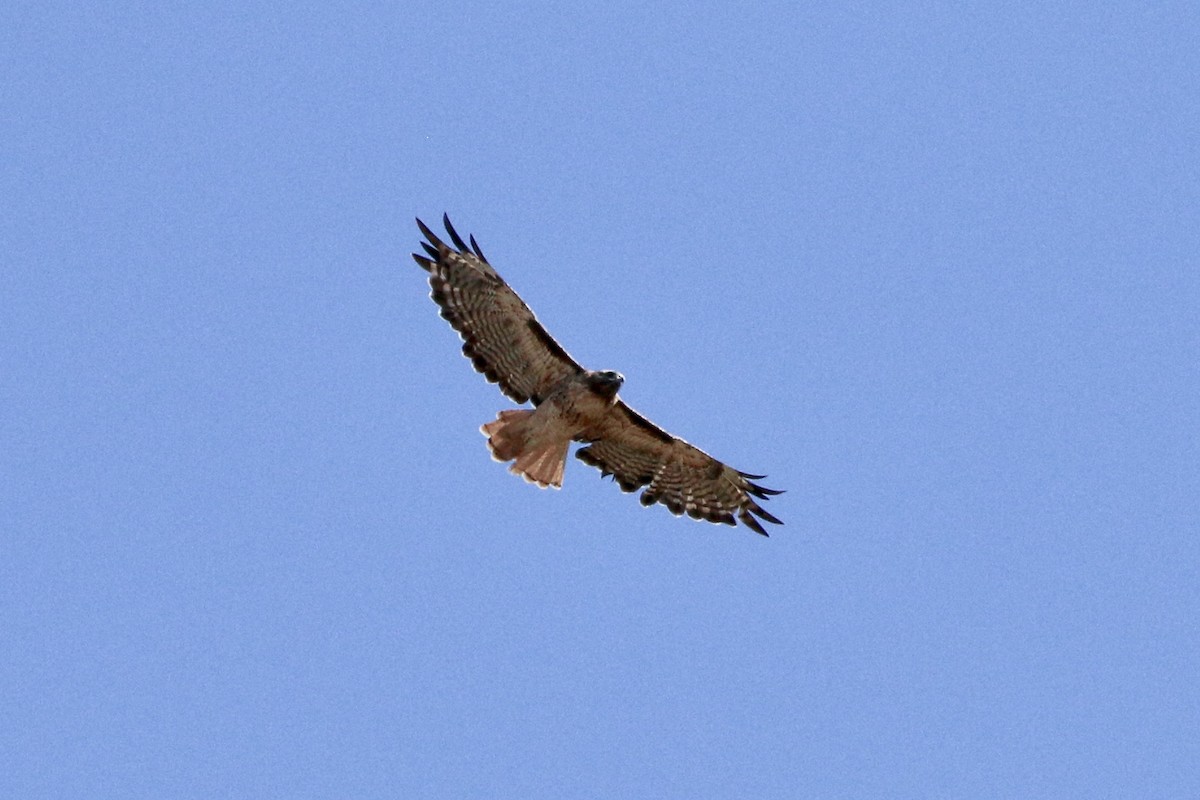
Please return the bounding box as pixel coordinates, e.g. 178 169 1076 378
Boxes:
480 410 568 489
512 438 569 488
481 409 531 462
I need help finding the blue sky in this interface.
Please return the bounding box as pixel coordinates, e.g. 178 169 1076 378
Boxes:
4 2 1198 797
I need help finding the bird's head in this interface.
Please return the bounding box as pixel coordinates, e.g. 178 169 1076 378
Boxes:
587 370 625 400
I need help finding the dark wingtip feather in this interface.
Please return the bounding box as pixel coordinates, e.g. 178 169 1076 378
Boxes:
739 511 769 537
469 234 487 262
750 504 784 527
443 213 470 252
417 217 446 253
746 480 785 498
415 216 434 240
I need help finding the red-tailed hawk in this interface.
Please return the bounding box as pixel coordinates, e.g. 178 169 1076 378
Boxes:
412 215 783 536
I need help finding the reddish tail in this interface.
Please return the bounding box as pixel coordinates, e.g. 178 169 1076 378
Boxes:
480 410 569 489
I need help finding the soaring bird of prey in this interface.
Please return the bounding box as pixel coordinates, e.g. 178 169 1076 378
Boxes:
412 215 783 536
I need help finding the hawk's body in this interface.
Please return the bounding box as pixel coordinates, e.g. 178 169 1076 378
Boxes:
481 370 623 490
412 215 783 536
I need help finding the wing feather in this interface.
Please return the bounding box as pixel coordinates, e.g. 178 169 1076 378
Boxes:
413 216 583 405
575 402 783 536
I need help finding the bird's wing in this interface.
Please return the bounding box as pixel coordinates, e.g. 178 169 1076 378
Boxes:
413 215 583 405
575 401 783 535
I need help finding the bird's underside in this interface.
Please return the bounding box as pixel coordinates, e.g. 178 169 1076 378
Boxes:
412 214 783 536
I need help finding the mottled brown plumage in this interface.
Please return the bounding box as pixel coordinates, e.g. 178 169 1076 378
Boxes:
412 214 782 536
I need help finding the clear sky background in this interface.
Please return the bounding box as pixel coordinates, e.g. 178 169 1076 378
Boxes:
4 2 1198 797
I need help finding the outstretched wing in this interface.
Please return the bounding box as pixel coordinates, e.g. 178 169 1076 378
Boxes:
412 215 583 405
575 402 783 536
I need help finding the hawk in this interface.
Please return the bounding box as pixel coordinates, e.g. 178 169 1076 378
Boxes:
412 215 783 536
